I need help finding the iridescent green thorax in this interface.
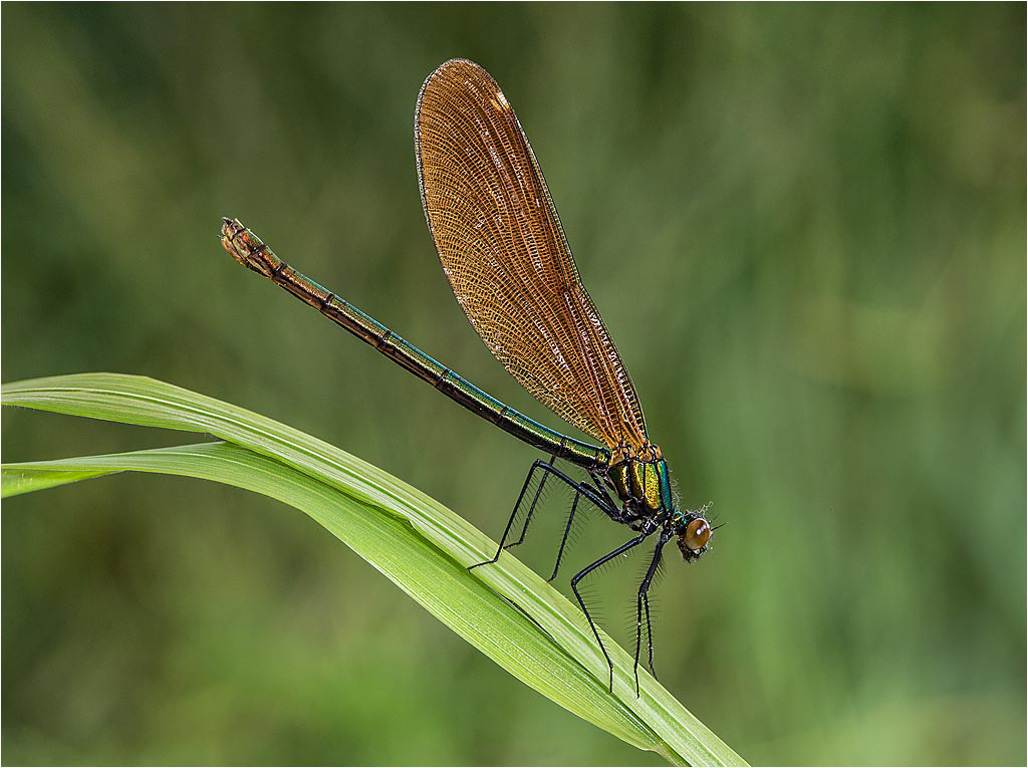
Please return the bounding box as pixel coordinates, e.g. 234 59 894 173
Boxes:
608 453 674 514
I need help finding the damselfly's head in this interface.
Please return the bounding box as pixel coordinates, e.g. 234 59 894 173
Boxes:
672 507 713 562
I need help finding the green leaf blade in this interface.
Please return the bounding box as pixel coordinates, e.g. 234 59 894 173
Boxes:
2 374 747 767
1 465 122 497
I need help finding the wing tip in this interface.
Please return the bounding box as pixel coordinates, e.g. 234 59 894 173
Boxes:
414 58 497 243
417 59 484 105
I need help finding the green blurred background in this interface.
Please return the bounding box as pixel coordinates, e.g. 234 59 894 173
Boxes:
2 3 1024 765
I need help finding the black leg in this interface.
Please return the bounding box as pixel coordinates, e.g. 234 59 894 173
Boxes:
504 457 555 550
547 488 580 582
468 460 616 571
571 532 652 692
633 534 669 696
468 460 548 571
644 594 656 675
587 469 620 512
634 598 644 692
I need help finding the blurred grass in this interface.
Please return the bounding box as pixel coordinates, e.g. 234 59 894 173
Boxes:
2 3 1025 765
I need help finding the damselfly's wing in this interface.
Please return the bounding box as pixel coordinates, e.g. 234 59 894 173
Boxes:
415 59 649 454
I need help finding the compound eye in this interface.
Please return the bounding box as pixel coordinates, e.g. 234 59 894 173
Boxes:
684 518 711 551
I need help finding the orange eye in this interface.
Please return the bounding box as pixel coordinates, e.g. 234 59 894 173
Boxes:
684 518 711 551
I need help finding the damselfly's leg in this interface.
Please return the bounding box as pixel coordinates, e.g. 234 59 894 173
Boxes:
468 459 615 571
547 489 580 582
634 534 670 695
504 457 555 550
644 593 656 674
571 532 652 692
544 473 624 582
547 471 625 583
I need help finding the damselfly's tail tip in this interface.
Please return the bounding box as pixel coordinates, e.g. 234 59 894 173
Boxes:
219 217 278 277
219 217 249 266
220 217 248 251
220 216 241 237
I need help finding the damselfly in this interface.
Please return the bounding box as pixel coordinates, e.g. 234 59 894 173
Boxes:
221 58 714 694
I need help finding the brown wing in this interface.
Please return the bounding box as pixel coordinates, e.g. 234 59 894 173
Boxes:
415 58 648 453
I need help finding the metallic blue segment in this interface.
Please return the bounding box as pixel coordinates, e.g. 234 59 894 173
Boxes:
657 458 673 510
438 370 605 465
336 297 389 337
391 334 447 374
460 377 578 444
